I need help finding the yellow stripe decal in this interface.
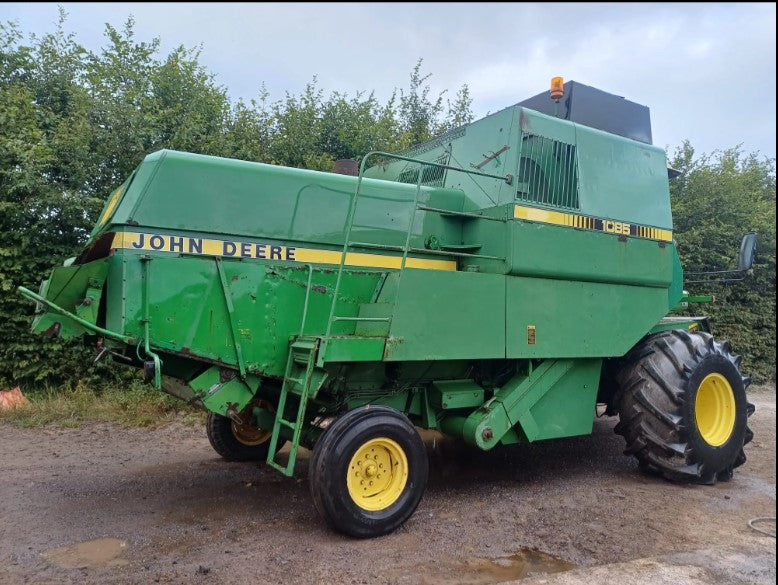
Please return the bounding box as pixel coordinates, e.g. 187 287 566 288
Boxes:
98 185 125 228
111 232 457 271
513 205 672 242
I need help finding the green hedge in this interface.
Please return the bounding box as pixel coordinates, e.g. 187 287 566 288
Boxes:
1 16 774 390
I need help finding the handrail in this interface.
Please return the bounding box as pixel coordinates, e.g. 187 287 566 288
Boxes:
139 256 163 389
299 263 314 335
362 150 513 185
321 150 512 353
416 205 508 222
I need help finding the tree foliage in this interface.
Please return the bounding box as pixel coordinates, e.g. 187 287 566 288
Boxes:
670 142 776 382
0 15 471 389
0 15 774 389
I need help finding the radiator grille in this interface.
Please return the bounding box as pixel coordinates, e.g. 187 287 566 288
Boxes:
516 134 579 210
398 152 449 187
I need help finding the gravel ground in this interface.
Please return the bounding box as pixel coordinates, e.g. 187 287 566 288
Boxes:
0 388 774 585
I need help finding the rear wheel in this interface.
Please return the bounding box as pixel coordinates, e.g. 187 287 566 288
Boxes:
614 330 754 484
309 406 428 538
206 410 275 462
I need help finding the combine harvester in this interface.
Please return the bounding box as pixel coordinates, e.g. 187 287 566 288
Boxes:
21 78 757 537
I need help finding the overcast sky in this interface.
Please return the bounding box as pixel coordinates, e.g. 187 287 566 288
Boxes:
3 2 776 159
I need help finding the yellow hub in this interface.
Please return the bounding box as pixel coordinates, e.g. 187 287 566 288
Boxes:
231 421 271 446
695 373 736 446
346 437 408 511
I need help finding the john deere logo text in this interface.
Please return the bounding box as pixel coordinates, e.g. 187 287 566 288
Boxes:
120 232 296 260
111 231 457 271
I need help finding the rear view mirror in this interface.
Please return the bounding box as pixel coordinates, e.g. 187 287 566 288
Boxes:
684 231 758 285
737 232 757 272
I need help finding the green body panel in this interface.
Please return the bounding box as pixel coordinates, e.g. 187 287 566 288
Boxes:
383 269 506 361
440 359 601 449
321 337 386 363
430 380 485 410
508 222 673 285
113 249 385 377
668 246 685 309
573 124 672 229
506 276 669 358
95 150 466 254
515 359 601 441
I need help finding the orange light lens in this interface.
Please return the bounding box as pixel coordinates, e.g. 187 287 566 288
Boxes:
550 76 564 99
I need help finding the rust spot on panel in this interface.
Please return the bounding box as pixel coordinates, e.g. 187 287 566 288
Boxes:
382 336 403 360
41 322 61 337
519 109 531 132
219 368 237 383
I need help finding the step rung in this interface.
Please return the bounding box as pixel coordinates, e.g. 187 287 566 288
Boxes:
285 377 304 385
347 241 503 260
278 420 296 429
333 316 391 322
348 241 404 252
406 246 504 260
416 205 508 222
267 459 292 475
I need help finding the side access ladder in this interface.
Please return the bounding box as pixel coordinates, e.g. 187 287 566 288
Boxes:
266 337 322 476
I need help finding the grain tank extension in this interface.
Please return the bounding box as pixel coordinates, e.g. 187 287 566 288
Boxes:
20 80 755 537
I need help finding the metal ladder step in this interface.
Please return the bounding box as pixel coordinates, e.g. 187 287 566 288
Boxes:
266 338 320 477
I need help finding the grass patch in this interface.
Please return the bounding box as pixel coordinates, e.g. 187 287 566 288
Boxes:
0 381 204 428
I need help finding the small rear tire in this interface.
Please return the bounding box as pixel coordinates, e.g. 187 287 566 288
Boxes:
309 406 428 538
614 329 754 484
206 411 276 462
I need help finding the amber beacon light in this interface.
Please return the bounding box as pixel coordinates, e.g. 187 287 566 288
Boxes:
550 76 564 100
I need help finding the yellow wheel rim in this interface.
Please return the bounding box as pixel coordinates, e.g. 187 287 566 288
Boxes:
231 421 271 446
695 373 736 446
346 437 408 511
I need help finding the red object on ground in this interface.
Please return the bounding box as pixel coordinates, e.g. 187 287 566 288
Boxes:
0 387 29 410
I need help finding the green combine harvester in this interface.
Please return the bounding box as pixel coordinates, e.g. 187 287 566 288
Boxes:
20 79 757 538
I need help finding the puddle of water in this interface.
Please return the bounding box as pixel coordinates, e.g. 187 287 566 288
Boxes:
417 549 576 585
42 538 129 569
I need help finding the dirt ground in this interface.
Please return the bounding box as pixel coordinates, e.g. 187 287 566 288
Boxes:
1 389 774 585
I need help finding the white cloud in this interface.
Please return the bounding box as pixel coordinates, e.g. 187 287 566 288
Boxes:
1 2 775 157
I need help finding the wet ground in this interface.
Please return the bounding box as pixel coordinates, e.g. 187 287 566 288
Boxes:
0 389 774 585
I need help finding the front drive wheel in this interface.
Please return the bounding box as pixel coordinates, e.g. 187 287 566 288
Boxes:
615 330 754 484
309 406 428 538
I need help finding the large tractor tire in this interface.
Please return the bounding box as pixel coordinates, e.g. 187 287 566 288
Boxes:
206 411 276 462
309 405 428 538
614 329 754 484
